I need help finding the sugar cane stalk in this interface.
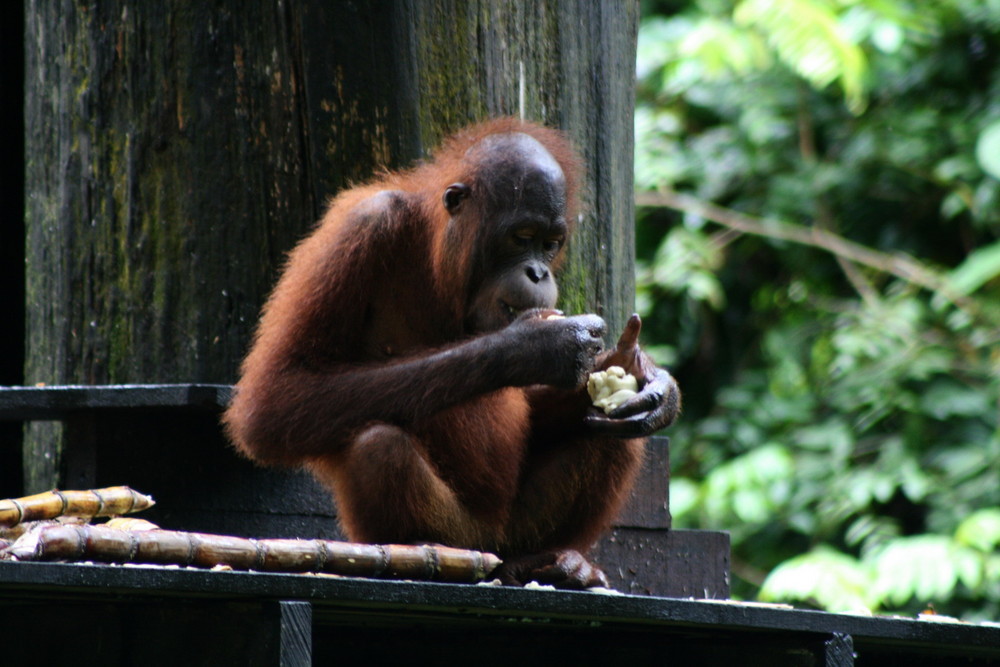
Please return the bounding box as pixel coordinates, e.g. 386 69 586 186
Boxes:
0 487 155 528
3 524 501 583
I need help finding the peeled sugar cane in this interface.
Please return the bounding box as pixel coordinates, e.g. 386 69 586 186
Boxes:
0 486 501 583
0 486 154 528
3 524 501 583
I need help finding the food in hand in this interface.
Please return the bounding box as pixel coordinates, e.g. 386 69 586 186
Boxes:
587 366 639 414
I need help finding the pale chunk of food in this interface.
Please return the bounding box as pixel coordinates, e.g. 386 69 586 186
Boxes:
587 366 639 414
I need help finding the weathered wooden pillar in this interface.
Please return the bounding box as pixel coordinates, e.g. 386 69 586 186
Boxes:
0 1 26 495
23 0 638 491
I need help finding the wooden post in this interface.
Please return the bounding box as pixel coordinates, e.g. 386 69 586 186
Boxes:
23 0 638 490
0 0 25 497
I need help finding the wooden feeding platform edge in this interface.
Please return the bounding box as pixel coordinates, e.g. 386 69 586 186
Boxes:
2 384 999 665
2 560 999 666
0 383 730 599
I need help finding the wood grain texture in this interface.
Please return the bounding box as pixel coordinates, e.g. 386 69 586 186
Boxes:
23 0 638 490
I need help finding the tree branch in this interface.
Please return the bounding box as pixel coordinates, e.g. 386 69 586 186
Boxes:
636 189 974 313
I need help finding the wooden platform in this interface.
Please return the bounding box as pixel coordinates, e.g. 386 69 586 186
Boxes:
0 384 729 598
2 560 998 666
5 384 998 665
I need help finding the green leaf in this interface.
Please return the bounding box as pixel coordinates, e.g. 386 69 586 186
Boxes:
869 536 983 608
679 17 773 78
702 444 795 525
759 547 874 612
947 240 1000 296
668 477 702 526
734 0 869 112
975 120 1000 180
920 380 992 420
647 227 727 309
845 514 900 552
955 509 1000 553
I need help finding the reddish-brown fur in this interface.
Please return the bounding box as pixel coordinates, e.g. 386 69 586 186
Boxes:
224 118 679 587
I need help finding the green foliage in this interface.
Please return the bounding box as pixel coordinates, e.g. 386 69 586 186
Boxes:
637 0 1000 619
760 513 1000 618
734 0 869 112
759 546 876 613
977 121 1000 180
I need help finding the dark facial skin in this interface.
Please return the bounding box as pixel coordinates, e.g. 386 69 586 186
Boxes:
452 134 570 334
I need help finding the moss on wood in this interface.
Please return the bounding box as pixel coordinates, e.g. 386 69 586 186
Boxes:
23 0 637 491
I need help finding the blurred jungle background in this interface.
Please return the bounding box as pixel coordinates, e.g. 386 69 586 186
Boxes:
635 0 1000 620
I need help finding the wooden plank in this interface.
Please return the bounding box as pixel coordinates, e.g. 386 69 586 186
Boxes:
0 597 310 666
3 562 999 664
824 633 856 667
0 384 231 421
615 435 670 529
276 601 313 667
591 528 730 598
